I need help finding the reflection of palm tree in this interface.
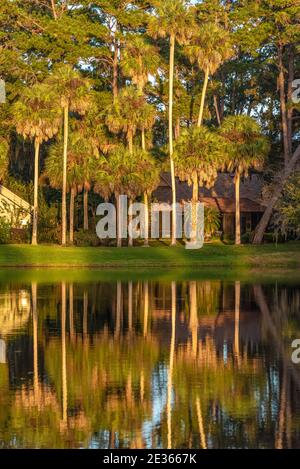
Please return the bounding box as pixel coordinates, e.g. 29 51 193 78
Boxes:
61 282 68 425
189 282 198 359
83 290 88 340
167 282 176 449
234 281 241 365
143 282 149 338
196 397 207 449
115 282 122 337
31 282 39 401
69 284 74 342
128 282 133 333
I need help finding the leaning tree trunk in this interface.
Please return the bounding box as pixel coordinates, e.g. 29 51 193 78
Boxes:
32 139 40 245
169 33 177 246
253 144 300 244
235 172 241 245
62 104 68 246
69 186 75 244
83 188 89 231
197 66 209 127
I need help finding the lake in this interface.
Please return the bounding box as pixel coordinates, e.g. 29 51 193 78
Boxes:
0 269 300 449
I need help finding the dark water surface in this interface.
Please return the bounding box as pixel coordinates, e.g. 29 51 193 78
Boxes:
0 269 300 449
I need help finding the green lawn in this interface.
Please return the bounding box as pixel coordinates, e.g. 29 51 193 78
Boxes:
0 242 299 269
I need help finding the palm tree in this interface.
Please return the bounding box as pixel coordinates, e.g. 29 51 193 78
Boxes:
12 83 61 245
220 115 269 245
174 126 223 240
44 132 99 244
106 87 151 155
148 0 193 246
136 150 160 247
46 65 91 246
186 22 233 127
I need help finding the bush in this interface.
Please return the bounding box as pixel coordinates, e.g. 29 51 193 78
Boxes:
74 229 101 247
204 207 221 239
0 217 11 244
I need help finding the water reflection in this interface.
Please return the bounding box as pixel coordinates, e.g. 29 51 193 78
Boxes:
0 278 300 448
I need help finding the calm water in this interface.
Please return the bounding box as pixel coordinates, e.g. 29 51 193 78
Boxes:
0 271 300 449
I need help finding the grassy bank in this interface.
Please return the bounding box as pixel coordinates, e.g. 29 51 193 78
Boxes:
0 242 299 269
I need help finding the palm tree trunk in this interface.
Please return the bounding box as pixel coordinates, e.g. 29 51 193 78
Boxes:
128 129 133 155
141 127 146 151
253 143 300 244
62 104 68 246
83 188 88 231
169 33 177 246
116 193 122 248
128 197 133 247
197 67 209 127
32 139 40 245
69 187 75 244
278 45 290 169
144 192 149 247
235 172 241 245
192 172 199 242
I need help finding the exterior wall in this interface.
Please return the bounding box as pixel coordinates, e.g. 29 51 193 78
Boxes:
0 193 31 227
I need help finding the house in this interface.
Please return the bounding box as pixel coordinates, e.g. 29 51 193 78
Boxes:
0 185 32 227
153 172 266 237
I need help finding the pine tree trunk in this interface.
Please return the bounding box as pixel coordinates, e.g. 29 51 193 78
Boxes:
197 67 209 127
287 45 294 155
169 33 177 246
235 172 241 245
62 104 68 246
69 186 75 244
278 45 290 169
113 37 118 101
32 139 39 245
83 188 88 231
252 144 300 244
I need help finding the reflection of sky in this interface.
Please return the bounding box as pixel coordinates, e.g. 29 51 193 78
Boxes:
142 362 173 448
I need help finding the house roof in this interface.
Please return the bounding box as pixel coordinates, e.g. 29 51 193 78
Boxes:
153 172 266 213
0 185 32 212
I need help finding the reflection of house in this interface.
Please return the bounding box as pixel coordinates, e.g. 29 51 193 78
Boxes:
153 173 266 237
0 185 32 227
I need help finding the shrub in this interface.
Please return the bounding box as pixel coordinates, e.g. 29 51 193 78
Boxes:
0 217 11 244
74 229 101 247
204 207 221 238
